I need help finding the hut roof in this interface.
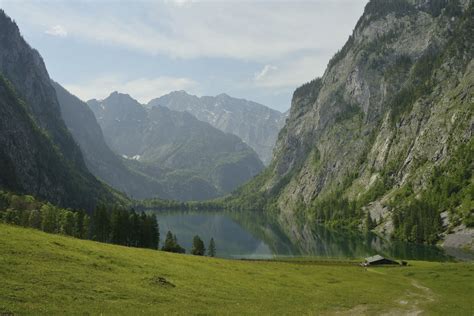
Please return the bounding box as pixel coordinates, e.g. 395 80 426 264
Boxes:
365 255 385 263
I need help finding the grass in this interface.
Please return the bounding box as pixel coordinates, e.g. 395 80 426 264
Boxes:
0 223 473 315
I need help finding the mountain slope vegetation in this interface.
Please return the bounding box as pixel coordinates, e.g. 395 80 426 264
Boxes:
0 11 122 211
231 0 473 247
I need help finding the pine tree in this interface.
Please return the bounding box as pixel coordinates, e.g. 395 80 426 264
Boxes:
162 231 185 253
162 231 174 252
191 235 205 256
92 205 110 242
208 237 216 257
150 214 159 249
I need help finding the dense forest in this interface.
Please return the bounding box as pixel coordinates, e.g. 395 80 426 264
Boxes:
0 191 220 256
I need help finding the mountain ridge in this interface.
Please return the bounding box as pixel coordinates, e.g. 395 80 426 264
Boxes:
148 90 287 165
88 92 264 201
0 10 122 211
231 0 473 248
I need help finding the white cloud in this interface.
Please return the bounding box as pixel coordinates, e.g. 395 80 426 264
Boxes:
6 1 367 61
45 24 67 37
64 75 198 103
253 55 330 89
2 0 368 109
254 65 278 81
164 0 195 7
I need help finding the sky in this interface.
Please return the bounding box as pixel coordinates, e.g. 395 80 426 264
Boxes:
0 0 368 112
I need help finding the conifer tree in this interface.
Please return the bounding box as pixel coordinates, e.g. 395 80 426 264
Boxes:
208 237 216 257
192 235 205 256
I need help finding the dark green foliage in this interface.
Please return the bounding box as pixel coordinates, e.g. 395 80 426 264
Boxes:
419 0 462 17
0 191 90 239
422 141 473 227
357 179 389 209
208 237 216 257
391 139 473 243
331 87 363 124
327 35 354 69
224 166 274 212
357 0 415 30
444 0 462 17
0 75 125 212
136 198 226 212
335 105 363 123
384 55 413 80
392 199 442 244
191 235 206 256
162 231 185 253
310 190 360 229
0 191 159 250
92 205 110 242
139 212 160 249
292 78 323 107
389 50 439 124
422 0 447 17
91 206 159 249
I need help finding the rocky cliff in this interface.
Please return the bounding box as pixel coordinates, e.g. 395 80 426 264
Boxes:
234 0 473 248
0 10 121 210
149 91 286 165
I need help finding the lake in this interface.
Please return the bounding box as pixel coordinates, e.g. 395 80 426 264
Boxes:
151 209 472 261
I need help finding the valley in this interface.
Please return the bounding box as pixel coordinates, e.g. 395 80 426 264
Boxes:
1 224 473 315
0 0 473 314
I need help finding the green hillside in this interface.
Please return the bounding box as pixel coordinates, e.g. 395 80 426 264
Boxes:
1 224 473 315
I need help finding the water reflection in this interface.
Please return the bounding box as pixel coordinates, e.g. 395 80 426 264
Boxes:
151 209 470 261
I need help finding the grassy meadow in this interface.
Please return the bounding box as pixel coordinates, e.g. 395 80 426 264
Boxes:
0 223 473 315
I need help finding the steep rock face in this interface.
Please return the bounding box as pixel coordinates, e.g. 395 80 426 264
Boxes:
0 10 85 170
148 91 286 165
53 82 169 200
89 93 264 201
0 11 119 210
241 0 473 246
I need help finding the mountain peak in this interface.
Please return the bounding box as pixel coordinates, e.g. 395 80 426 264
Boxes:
103 91 142 106
216 93 230 99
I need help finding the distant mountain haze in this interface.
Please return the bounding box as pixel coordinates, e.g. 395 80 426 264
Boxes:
52 81 171 200
148 91 287 165
87 92 264 201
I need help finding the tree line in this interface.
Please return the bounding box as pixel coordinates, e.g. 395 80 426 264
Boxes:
0 191 158 250
161 231 216 257
0 191 217 256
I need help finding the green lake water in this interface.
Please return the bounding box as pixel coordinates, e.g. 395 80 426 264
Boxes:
152 210 472 261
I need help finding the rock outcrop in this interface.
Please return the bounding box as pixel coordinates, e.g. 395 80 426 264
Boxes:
236 0 473 247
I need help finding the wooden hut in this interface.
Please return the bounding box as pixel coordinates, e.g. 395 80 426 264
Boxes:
363 255 399 266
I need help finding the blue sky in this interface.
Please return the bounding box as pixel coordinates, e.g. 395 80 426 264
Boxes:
0 0 367 112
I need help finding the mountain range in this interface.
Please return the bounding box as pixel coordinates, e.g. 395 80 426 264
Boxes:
0 9 268 204
87 92 264 201
148 91 287 165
